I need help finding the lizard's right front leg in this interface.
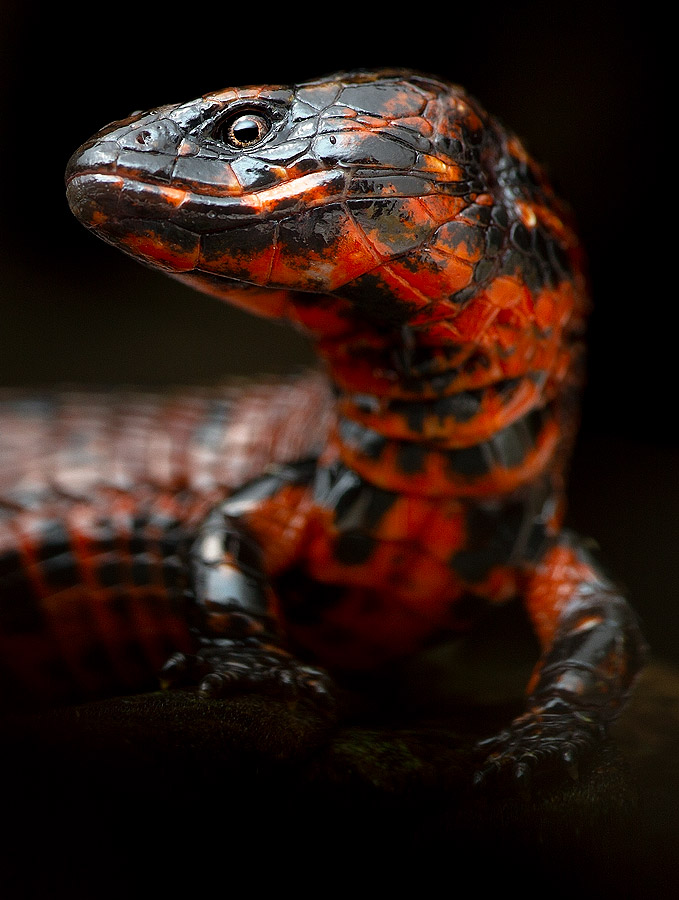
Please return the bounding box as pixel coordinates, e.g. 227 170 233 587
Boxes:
160 469 336 711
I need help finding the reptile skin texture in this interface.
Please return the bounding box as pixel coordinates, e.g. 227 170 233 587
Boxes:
0 69 646 785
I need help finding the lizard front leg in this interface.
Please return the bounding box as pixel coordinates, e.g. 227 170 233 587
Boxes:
475 534 647 787
160 468 336 710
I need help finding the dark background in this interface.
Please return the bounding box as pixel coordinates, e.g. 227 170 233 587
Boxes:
1 4 676 662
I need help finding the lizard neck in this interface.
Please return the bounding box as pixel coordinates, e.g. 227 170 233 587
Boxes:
291 290 581 501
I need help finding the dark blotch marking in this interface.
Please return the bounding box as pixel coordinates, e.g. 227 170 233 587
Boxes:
391 390 483 433
435 391 484 422
201 220 279 265
97 555 125 589
0 548 24 581
436 135 463 159
396 442 427 474
497 377 522 399
90 518 118 554
446 407 546 480
43 552 80 591
129 517 152 555
451 499 527 582
334 531 376 565
276 566 345 626
161 555 187 588
36 520 71 561
525 407 547 442
159 526 193 559
446 443 489 478
131 553 156 587
338 271 418 328
0 572 45 634
277 205 346 255
463 202 495 227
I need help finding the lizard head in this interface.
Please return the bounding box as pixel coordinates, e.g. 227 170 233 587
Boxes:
66 68 584 343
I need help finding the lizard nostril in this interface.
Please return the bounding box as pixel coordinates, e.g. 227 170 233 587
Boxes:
135 129 153 147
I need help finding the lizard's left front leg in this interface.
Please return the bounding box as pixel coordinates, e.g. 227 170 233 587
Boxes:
160 467 336 711
475 534 647 786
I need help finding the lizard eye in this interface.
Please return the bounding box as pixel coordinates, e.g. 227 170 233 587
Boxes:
219 109 272 148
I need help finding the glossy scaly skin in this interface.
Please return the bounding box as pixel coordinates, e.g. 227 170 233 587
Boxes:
2 70 645 784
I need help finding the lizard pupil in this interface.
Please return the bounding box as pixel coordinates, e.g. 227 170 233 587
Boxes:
222 111 270 148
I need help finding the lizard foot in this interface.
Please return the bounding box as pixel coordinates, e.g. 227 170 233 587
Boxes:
159 638 337 712
473 697 607 791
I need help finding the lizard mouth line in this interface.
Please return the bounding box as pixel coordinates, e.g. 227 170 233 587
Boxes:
65 168 351 234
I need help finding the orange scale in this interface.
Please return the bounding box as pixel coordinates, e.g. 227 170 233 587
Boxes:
397 116 434 136
471 192 494 208
413 317 468 346
278 219 379 292
495 305 534 330
266 251 320 291
290 302 356 339
241 483 313 576
533 290 560 330
324 359 400 396
532 203 577 247
367 263 432 309
220 246 278 286
418 193 467 225
121 231 199 272
515 200 538 229
415 503 467 563
448 296 500 341
428 247 476 295
417 155 464 181
388 255 470 307
484 275 528 310
203 88 239 103
357 115 389 128
523 543 602 651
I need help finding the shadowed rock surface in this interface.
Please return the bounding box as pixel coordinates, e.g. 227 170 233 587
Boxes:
1 613 676 899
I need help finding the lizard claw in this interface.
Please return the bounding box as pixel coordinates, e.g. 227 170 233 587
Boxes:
473 701 604 791
161 641 337 713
